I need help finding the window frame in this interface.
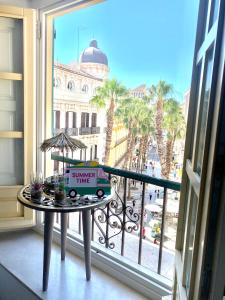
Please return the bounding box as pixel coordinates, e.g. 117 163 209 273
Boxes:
36 1 177 298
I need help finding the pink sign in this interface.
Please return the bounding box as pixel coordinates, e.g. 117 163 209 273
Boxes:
68 168 97 187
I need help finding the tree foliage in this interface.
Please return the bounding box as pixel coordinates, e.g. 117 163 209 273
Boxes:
115 98 154 170
90 79 127 165
149 81 185 179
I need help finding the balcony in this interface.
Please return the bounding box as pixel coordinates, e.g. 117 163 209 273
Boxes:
79 127 92 135
0 154 179 299
91 126 100 134
53 128 65 135
52 153 180 283
79 127 100 135
65 127 78 136
0 229 146 300
53 128 78 136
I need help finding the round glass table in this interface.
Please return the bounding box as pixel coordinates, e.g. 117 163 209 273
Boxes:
17 184 111 291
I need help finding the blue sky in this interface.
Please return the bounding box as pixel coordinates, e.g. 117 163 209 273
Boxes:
54 0 199 101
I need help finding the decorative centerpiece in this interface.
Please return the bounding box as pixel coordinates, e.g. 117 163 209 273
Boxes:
30 173 43 203
40 132 87 205
64 161 111 198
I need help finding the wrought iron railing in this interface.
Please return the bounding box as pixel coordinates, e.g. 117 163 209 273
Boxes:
79 127 92 135
91 126 100 134
66 128 78 136
53 128 66 135
53 128 78 136
51 153 181 279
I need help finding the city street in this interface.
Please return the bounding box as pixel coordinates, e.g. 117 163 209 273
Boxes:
67 146 180 281
68 179 178 281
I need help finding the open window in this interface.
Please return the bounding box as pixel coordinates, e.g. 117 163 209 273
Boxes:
0 6 36 230
174 0 225 299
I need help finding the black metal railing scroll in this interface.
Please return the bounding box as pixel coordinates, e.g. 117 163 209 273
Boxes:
92 175 140 251
52 153 181 278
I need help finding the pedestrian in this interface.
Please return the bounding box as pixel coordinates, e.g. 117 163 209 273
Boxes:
173 169 176 178
132 199 136 207
149 193 152 201
142 227 146 239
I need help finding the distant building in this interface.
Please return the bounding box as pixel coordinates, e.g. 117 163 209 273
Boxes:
129 84 147 99
53 40 127 169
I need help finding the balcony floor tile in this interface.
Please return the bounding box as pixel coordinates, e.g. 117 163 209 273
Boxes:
0 229 148 300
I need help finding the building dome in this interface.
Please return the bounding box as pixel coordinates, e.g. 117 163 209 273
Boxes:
80 40 108 66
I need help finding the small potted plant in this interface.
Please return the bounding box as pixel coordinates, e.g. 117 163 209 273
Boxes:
54 179 65 202
30 173 43 203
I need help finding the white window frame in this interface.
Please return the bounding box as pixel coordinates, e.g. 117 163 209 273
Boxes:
35 1 173 298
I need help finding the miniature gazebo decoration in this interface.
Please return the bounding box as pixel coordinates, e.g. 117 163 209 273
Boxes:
40 132 87 173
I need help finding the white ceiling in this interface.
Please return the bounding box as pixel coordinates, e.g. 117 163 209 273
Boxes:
0 0 67 9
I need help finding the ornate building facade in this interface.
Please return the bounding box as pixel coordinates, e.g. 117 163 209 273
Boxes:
53 40 127 168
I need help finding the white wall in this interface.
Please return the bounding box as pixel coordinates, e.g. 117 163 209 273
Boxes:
31 0 80 9
0 0 32 7
0 0 93 11
0 0 63 9
31 0 58 9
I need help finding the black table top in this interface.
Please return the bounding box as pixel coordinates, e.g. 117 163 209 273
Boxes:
17 185 111 213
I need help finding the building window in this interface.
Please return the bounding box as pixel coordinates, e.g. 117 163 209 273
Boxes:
54 151 59 172
90 146 93 160
81 112 89 127
91 113 97 127
53 77 61 88
66 111 76 128
94 86 100 95
67 80 75 91
94 145 97 159
82 84 88 93
53 110 60 129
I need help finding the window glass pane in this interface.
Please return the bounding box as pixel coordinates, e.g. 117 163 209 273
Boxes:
92 113 97 127
196 49 213 175
53 110 60 129
81 112 85 127
209 0 219 29
0 138 24 185
0 80 23 131
189 62 202 162
73 112 77 128
94 145 97 159
86 113 89 127
0 17 23 73
185 191 198 296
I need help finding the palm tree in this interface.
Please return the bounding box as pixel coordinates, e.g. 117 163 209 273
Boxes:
149 81 185 179
115 98 153 171
163 99 185 177
138 108 155 172
116 98 153 199
149 80 173 178
115 97 138 170
90 79 127 165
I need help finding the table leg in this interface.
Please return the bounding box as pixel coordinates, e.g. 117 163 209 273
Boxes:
82 209 91 281
43 212 54 291
61 212 68 260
